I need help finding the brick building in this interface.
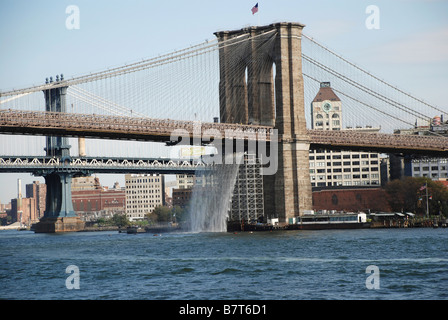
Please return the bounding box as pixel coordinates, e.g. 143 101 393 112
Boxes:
172 188 193 208
312 187 391 212
72 189 126 214
71 178 126 220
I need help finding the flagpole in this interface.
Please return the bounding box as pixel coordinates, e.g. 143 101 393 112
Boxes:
426 182 429 217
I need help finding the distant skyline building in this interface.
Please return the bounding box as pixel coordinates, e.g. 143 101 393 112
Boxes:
10 179 40 225
25 181 46 219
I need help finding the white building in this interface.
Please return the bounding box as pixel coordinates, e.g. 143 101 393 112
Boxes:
410 158 448 179
125 174 165 221
393 115 448 181
309 82 381 187
176 174 195 189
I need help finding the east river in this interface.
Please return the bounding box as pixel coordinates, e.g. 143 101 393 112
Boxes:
1 228 447 300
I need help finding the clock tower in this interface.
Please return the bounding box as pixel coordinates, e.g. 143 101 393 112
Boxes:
311 82 342 130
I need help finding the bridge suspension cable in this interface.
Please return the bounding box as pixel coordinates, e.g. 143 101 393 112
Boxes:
0 29 276 98
301 33 447 134
302 73 415 128
302 34 446 115
302 54 430 122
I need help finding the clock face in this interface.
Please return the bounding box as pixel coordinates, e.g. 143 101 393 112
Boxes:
322 101 332 113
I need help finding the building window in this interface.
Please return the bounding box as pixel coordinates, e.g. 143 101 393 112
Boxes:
332 194 338 205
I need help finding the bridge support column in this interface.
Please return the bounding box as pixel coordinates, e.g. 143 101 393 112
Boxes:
215 22 313 224
34 78 84 233
34 172 84 233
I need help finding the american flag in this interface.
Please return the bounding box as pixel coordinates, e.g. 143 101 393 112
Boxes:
251 3 258 15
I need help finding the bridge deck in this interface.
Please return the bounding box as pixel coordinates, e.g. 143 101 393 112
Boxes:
0 109 447 156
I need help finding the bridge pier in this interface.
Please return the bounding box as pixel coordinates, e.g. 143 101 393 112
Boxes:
33 78 84 233
215 22 313 224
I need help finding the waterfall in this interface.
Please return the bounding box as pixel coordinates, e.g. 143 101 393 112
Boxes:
188 153 243 232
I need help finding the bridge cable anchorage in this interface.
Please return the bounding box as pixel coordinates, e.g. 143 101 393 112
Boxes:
302 34 446 115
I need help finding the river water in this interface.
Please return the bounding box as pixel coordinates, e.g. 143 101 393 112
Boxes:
0 228 447 300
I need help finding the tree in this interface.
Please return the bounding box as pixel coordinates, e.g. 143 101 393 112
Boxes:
151 206 173 223
385 177 448 216
171 205 187 223
110 213 129 227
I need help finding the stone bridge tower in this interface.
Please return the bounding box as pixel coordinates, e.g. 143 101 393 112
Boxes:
214 22 313 223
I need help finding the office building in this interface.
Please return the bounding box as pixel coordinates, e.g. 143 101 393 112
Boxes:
391 115 448 181
125 174 165 221
309 82 381 187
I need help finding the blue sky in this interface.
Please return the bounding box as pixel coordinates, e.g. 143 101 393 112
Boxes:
0 0 447 203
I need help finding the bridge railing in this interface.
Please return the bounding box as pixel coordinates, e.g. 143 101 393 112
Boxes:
1 109 447 153
308 130 448 152
0 155 213 173
0 109 274 141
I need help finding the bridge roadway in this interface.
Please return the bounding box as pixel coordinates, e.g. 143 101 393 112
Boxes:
0 155 210 174
1 109 447 156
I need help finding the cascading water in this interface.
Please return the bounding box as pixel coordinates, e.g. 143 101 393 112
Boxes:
188 153 243 232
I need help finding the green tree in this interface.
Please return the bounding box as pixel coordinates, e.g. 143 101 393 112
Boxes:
145 211 158 224
385 177 448 216
171 205 187 223
152 206 173 223
110 213 130 227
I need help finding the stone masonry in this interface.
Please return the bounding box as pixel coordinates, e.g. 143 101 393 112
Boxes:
214 22 313 223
